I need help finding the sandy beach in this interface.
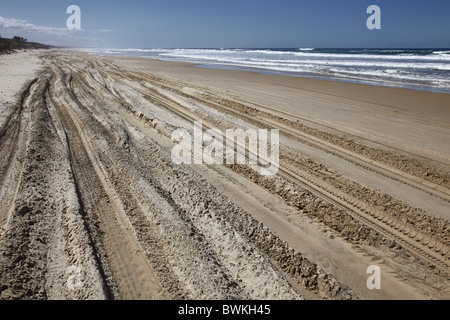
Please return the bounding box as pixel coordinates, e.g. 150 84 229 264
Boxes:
0 50 449 300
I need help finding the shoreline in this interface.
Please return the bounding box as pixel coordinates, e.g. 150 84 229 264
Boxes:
191 62 450 95
78 48 450 95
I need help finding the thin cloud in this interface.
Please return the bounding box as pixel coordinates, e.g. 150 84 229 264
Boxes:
0 16 109 41
0 16 70 36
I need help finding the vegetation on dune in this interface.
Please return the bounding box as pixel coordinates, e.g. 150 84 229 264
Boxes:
0 35 53 54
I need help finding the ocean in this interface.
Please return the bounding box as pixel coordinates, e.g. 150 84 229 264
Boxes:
80 48 450 93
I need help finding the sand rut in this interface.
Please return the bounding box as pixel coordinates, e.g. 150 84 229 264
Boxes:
0 73 106 299
110 66 450 275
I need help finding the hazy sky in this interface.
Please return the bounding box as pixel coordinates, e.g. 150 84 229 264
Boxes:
1 0 449 48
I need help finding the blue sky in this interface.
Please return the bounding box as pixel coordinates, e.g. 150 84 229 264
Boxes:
1 0 449 48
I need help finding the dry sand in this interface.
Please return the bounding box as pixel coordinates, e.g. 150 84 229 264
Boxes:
0 50 449 300
0 51 44 126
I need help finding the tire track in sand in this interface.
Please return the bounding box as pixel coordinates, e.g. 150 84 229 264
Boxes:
48 65 166 300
